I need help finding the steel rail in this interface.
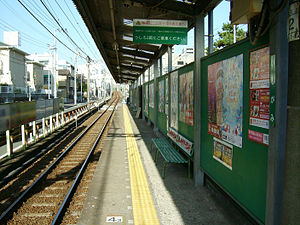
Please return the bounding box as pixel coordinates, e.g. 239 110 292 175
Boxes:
0 100 106 188
0 98 116 223
51 97 120 224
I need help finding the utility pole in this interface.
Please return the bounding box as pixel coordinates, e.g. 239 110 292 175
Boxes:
53 29 57 98
74 49 77 104
48 45 51 99
86 56 90 107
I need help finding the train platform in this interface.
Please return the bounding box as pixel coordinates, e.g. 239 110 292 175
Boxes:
77 102 253 225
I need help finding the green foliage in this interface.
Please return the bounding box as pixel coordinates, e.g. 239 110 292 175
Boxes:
214 23 246 50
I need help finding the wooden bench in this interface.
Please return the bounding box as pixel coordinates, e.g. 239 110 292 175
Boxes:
151 138 191 179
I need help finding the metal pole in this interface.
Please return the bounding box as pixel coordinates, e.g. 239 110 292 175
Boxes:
233 25 237 43
265 0 289 224
153 59 159 130
168 46 172 72
194 14 205 186
74 49 77 104
53 29 57 98
208 11 214 53
86 56 90 108
281 1 300 224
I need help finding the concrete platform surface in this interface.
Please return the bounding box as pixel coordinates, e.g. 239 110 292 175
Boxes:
78 103 253 225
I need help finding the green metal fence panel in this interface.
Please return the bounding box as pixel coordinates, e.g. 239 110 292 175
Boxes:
149 81 155 122
143 83 149 118
157 75 167 134
200 37 269 223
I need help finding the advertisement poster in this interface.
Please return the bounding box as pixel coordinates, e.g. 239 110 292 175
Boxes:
145 85 148 114
179 71 194 126
170 71 178 130
158 80 165 113
248 129 269 145
249 47 270 129
213 137 233 170
207 54 243 148
165 77 169 116
149 83 154 108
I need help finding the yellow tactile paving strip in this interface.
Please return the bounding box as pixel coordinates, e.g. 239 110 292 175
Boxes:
123 105 160 225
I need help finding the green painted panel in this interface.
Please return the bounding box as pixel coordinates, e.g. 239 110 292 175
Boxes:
200 37 269 223
133 26 187 45
157 75 167 134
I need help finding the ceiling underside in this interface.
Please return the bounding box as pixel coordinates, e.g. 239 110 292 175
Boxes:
72 0 220 83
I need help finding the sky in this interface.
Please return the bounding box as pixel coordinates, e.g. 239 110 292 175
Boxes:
0 0 237 69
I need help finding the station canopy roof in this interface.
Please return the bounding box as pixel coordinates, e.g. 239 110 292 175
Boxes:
72 0 220 83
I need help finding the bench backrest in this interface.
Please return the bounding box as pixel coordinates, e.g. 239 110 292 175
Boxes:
167 128 193 158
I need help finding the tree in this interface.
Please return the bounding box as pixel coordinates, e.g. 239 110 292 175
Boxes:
214 22 247 50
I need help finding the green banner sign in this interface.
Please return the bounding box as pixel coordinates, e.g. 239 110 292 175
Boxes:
133 19 188 45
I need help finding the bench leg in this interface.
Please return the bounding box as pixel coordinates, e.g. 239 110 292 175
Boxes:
188 159 191 179
162 162 168 179
155 149 159 164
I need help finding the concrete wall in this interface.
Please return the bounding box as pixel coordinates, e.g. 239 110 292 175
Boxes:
9 50 26 89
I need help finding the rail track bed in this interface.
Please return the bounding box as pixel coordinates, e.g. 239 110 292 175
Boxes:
0 95 120 225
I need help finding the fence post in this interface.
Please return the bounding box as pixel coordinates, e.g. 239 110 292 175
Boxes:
61 112 64 127
21 125 25 150
42 118 46 137
75 111 78 128
56 113 59 128
50 115 53 133
33 121 36 143
6 130 12 158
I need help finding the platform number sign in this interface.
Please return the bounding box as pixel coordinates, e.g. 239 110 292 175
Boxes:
288 2 300 42
106 215 124 223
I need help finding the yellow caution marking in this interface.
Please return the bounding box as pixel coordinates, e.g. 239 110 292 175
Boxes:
123 105 160 225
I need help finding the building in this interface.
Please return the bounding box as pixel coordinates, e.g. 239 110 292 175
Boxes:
57 69 74 102
0 42 28 93
27 52 56 96
26 61 44 93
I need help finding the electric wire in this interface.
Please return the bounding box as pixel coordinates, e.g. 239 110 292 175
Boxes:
53 0 99 60
0 19 49 48
62 0 100 58
40 0 89 58
17 0 83 59
0 0 53 41
21 0 57 29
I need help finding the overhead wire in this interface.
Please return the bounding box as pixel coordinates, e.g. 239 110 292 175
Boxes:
0 0 53 41
53 0 99 60
0 19 49 47
17 0 82 58
62 0 100 58
39 0 89 57
21 0 57 29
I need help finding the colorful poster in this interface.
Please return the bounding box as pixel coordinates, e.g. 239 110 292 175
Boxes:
165 77 169 116
207 54 243 148
179 71 193 126
145 85 148 114
149 83 154 108
170 71 178 130
158 80 165 113
213 137 233 170
249 47 270 130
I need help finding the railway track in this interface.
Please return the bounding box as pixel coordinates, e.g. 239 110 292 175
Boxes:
0 94 121 225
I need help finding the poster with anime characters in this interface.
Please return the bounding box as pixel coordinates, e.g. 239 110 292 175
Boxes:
208 54 243 148
179 71 193 125
149 83 154 108
170 71 178 130
165 77 169 116
158 80 165 113
249 46 270 130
